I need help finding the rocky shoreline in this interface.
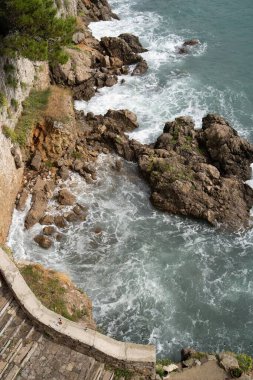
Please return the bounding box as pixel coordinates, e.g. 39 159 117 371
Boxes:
1 0 253 378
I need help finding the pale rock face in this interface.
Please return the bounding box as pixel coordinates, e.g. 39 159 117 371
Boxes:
0 134 23 243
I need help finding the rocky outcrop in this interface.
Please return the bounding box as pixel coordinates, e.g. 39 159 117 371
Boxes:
118 33 148 53
100 36 142 65
77 111 253 231
137 115 253 230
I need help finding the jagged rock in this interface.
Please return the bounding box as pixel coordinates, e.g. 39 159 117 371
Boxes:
118 33 148 53
73 77 96 100
16 189 29 211
14 153 22 169
72 32 85 44
40 214 54 225
136 116 253 230
218 353 241 376
43 226 56 236
132 58 148 76
57 188 76 206
105 75 118 87
199 114 253 180
52 48 93 85
65 212 80 222
104 109 139 132
58 166 69 180
100 36 142 65
34 235 53 249
54 215 67 228
25 186 48 229
30 151 42 171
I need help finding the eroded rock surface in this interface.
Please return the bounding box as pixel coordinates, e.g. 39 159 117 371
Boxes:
77 111 253 231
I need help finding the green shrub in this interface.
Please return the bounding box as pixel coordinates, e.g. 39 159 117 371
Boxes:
0 92 7 108
11 98 18 111
114 368 133 380
14 88 51 146
6 75 18 89
0 0 76 65
236 353 253 373
2 125 18 143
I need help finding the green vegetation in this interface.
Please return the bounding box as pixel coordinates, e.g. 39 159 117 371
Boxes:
18 89 50 145
71 150 82 160
2 125 17 142
20 264 86 322
236 353 253 373
0 0 76 65
156 358 173 377
3 89 50 145
11 98 18 111
6 75 18 89
0 244 13 259
114 368 133 380
0 92 7 108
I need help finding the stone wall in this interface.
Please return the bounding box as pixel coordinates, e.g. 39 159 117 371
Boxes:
0 248 156 378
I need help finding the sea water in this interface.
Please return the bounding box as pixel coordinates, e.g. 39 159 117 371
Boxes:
9 0 253 359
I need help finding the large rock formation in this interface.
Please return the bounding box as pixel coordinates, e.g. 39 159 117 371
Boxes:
78 111 253 231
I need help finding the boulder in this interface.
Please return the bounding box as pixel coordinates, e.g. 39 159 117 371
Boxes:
40 214 54 225
58 166 69 180
104 109 139 132
54 215 67 228
118 33 148 53
73 77 96 101
132 59 148 76
218 353 241 376
30 150 42 171
34 235 53 249
100 36 142 65
57 188 76 206
25 188 48 229
16 189 29 211
43 226 56 236
72 32 85 44
199 114 253 180
105 75 118 87
181 348 197 361
163 364 179 373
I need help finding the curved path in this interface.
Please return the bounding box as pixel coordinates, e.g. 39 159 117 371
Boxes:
0 249 156 379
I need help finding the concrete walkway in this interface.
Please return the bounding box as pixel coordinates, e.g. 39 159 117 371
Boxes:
0 273 116 380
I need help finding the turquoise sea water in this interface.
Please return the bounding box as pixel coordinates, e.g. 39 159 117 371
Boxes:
9 0 253 360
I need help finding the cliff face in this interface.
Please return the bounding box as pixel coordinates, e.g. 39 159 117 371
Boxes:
0 57 50 243
0 0 115 243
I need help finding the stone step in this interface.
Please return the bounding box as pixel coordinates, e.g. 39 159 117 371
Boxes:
101 370 114 380
0 325 42 380
86 360 104 380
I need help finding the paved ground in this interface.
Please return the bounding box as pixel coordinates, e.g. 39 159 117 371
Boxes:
0 274 115 380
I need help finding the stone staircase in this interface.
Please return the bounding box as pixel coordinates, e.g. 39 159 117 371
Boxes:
0 274 118 380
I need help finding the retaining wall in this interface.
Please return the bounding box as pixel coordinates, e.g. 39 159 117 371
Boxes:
0 248 156 378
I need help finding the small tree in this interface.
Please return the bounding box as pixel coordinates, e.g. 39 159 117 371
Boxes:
0 0 75 65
